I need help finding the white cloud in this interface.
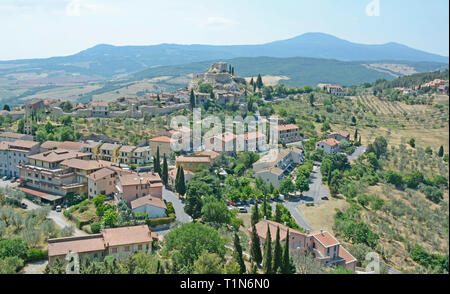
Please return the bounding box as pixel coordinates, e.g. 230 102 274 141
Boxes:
65 0 117 17
185 16 239 29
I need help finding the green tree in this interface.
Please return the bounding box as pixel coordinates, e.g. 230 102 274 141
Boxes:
438 146 444 157
193 252 224 274
153 146 161 174
162 154 168 186
190 89 196 109
201 199 231 227
281 229 292 274
279 177 295 196
233 232 246 274
263 225 272 274
256 74 263 89
3 105 10 111
103 209 118 228
250 224 262 266
178 166 186 196
164 222 225 269
275 204 282 223
408 138 416 148
272 226 283 273
295 174 310 196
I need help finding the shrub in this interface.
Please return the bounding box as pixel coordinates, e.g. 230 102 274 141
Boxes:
27 249 48 262
357 194 371 207
146 217 175 227
404 172 424 189
0 238 29 260
90 222 101 234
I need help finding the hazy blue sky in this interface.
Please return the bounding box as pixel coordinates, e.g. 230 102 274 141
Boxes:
0 0 448 60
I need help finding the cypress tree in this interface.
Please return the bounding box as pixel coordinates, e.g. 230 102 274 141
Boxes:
354 129 358 142
154 146 161 174
251 201 259 226
250 78 254 86
162 154 168 185
190 89 196 109
272 226 282 273
281 229 291 274
275 204 282 223
231 67 235 76
263 225 272 274
233 232 246 274
250 224 262 266
439 146 444 157
262 195 267 219
256 74 263 89
174 165 181 193
178 166 186 196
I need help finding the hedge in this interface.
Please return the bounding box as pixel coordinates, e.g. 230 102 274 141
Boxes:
26 249 48 262
146 217 175 227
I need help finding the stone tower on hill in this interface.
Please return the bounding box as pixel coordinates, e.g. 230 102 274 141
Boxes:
189 62 244 92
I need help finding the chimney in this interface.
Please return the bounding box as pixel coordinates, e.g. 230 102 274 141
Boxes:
320 230 324 235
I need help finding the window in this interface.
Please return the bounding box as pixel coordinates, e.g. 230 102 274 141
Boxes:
125 246 130 252
138 244 143 251
112 248 117 254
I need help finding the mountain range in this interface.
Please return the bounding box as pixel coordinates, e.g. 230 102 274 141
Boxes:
0 33 447 81
0 33 448 106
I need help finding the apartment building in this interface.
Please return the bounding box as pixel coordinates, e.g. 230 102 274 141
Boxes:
115 172 163 204
118 145 137 165
205 131 237 153
253 147 305 188
176 155 212 172
275 124 302 144
82 141 102 158
48 225 158 264
18 150 92 203
149 136 173 157
0 132 34 143
87 168 117 199
90 102 110 117
98 143 121 163
255 220 356 271
0 140 40 178
131 147 152 165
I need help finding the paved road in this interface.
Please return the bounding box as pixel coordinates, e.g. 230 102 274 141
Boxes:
22 199 87 237
283 199 314 232
20 260 48 274
302 166 330 204
162 187 192 224
348 146 367 162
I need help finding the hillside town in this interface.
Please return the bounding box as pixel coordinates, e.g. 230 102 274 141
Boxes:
0 59 448 277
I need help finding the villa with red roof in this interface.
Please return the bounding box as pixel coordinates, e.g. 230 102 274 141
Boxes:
316 138 341 155
254 220 356 271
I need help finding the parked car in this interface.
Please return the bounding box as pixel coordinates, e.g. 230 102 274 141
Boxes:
11 177 17 183
2 176 7 181
238 207 248 213
55 205 62 212
20 202 28 209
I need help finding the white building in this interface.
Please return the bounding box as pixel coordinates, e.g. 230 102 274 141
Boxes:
0 140 40 178
131 195 167 218
316 138 341 155
253 147 305 188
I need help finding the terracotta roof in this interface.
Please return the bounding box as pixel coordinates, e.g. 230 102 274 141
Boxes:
317 138 340 147
0 140 39 150
309 231 340 248
150 136 173 143
134 146 151 153
119 145 137 153
83 141 102 149
168 168 194 179
238 131 266 141
339 246 357 264
88 168 116 181
329 130 350 138
40 141 60 149
119 173 162 186
194 150 220 160
0 132 30 139
60 159 112 171
91 102 109 107
176 156 211 163
131 195 167 210
276 124 300 132
28 149 91 163
57 141 84 151
100 143 121 151
48 235 105 257
255 220 304 242
102 225 154 247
